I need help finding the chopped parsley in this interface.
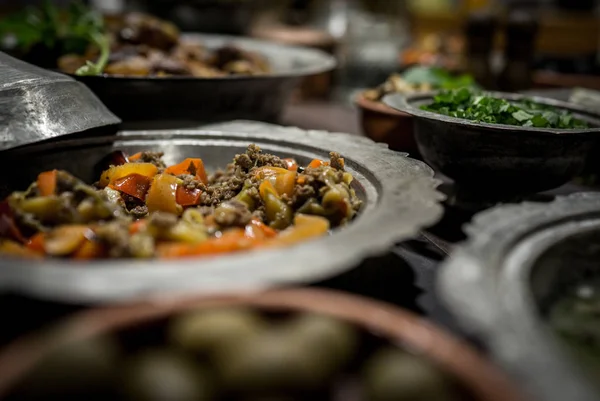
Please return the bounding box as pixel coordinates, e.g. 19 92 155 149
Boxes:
420 88 590 129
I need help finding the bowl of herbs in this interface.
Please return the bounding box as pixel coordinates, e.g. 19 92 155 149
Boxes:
355 66 477 157
384 88 600 204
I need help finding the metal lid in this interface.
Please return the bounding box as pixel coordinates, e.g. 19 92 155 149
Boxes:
0 52 121 151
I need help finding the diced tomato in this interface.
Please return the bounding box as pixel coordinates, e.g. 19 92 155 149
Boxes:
109 173 152 201
176 186 203 206
165 158 208 184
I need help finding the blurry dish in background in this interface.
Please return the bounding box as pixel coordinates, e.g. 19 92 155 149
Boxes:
400 33 465 72
0 289 524 401
0 3 270 78
250 24 337 100
356 66 476 156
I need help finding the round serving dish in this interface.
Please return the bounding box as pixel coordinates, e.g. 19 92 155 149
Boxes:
71 34 336 125
384 91 600 203
354 93 419 158
0 288 525 401
0 129 443 304
439 192 600 401
0 52 120 151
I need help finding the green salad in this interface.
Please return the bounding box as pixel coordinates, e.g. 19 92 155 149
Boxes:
421 88 590 129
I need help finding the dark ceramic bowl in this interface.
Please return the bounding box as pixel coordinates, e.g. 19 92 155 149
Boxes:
439 193 600 401
71 34 336 126
0 288 525 401
384 91 600 202
354 94 419 158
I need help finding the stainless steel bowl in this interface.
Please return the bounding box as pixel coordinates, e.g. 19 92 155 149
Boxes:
0 52 120 151
0 128 443 304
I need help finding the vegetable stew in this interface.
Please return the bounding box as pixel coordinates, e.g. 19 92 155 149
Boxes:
0 145 362 260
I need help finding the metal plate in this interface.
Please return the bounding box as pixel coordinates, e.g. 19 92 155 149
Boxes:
0 52 121 151
0 128 443 304
72 34 336 123
439 193 600 401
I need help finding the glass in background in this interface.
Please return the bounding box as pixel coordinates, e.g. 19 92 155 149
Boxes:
330 0 411 103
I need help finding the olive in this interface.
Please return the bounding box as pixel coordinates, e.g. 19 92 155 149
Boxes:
9 336 119 401
363 348 458 401
283 313 357 374
214 329 326 395
168 308 265 357
120 349 214 401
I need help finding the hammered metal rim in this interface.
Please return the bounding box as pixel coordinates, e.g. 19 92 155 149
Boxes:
438 193 600 401
0 128 444 304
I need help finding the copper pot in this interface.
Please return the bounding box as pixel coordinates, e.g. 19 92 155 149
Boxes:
0 288 524 401
355 94 420 158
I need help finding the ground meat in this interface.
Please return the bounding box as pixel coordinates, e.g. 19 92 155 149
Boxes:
292 184 316 208
122 194 145 212
214 200 252 228
133 152 167 169
197 206 215 217
129 205 148 218
178 174 207 191
329 152 345 171
233 144 287 172
148 211 178 229
95 221 132 258
251 208 265 222
201 165 248 205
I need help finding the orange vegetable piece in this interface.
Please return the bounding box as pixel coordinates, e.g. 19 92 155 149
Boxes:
266 214 329 248
158 228 262 259
308 159 328 169
245 219 277 239
283 158 298 172
37 170 57 197
109 173 152 201
253 166 290 179
27 233 46 253
99 163 158 187
0 240 43 259
146 174 181 215
128 152 142 161
274 171 296 198
73 239 104 260
176 186 203 206
259 180 279 200
165 158 208 184
43 225 93 256
129 220 148 235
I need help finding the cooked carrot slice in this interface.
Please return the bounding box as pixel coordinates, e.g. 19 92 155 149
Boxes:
37 170 57 197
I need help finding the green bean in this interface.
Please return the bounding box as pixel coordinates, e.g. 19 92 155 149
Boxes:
235 188 256 210
264 192 293 230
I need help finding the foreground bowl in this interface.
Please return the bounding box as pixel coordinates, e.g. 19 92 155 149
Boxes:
0 288 525 401
355 94 419 157
439 193 600 401
72 34 336 125
384 91 600 202
0 129 443 304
